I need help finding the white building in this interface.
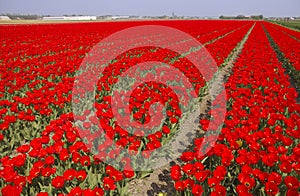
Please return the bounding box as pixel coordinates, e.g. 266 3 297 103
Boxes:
42 16 97 21
0 16 11 20
111 16 130 20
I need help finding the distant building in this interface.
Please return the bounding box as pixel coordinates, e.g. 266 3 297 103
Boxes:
0 16 11 20
97 15 139 20
42 16 97 21
98 15 113 20
111 16 130 20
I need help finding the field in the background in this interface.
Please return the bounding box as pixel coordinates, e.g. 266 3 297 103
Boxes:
273 20 300 31
0 20 299 196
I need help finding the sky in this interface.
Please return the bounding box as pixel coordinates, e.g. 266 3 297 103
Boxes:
0 0 299 17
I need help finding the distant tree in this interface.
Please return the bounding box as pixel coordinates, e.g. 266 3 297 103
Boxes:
237 15 246 19
251 15 264 20
5 14 40 20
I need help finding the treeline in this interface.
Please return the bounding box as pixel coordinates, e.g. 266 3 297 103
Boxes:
1 14 99 20
220 15 263 20
1 14 44 20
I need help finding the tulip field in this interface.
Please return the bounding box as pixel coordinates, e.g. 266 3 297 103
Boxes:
0 20 299 195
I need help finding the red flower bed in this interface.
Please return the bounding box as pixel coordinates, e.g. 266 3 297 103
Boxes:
171 22 299 195
271 23 300 41
263 22 300 71
0 20 298 195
